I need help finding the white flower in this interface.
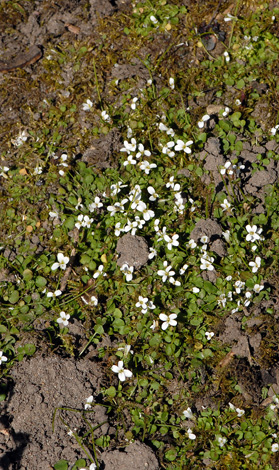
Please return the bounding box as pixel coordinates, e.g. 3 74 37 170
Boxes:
49 210 59 219
272 443 279 453
33 166 43 175
110 181 128 195
222 106 230 117
271 124 279 136
245 224 262 242
147 186 159 201
174 139 193 154
198 114 210 128
47 290 62 298
188 239 197 249
82 99 93 111
192 287 200 294
123 154 137 166
164 233 179 250
220 161 234 175
249 256 261 273
139 160 157 174
136 296 149 313
224 51 230 62
205 332 214 340
183 408 193 419
157 261 175 282
224 13 236 21
221 199 232 211
137 201 155 221
162 141 175 157
93 265 104 279
121 138 137 153
222 230 230 243
244 291 252 307
149 247 157 259
200 254 214 271
253 284 264 293
12 130 28 146
111 360 133 381
217 293 227 307
0 166 9 178
159 313 177 330
200 235 208 244
234 280 245 294
84 395 94 410
0 351 8 365
235 99 241 105
136 143 151 159
217 436 227 447
169 77 175 89
166 176 180 191
179 263 189 275
57 311 70 327
131 97 138 110
51 253 70 271
150 15 158 24
89 196 103 212
120 264 134 282
101 110 111 122
117 344 134 357
187 428 196 440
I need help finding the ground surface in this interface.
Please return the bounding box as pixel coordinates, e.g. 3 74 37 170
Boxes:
1 0 279 469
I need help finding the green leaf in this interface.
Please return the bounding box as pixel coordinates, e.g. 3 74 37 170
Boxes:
106 386 116 397
165 449 177 461
9 291 19 304
23 344 36 356
72 459 86 470
35 276 47 287
54 460 68 470
23 269 33 281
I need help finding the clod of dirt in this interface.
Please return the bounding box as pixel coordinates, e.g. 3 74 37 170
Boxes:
81 129 122 169
190 218 223 247
1 355 104 470
101 441 160 470
116 233 149 269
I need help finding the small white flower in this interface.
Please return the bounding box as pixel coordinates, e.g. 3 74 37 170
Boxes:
82 99 93 111
84 395 94 410
159 313 177 330
101 110 111 122
188 239 197 249
198 114 210 129
223 51 230 62
147 186 159 201
51 253 70 271
200 235 208 244
253 284 264 293
169 77 175 90
221 198 232 211
220 161 234 176
131 97 138 110
117 344 134 357
205 332 214 340
148 247 157 259
123 155 137 166
121 138 137 153
136 143 151 159
224 13 236 22
187 428 196 440
162 141 175 157
272 443 279 453
200 255 214 271
164 233 179 250
249 256 261 273
57 311 70 327
33 166 43 175
222 230 230 243
110 181 128 196
136 296 149 313
271 124 279 136
183 408 193 419
174 139 193 154
47 290 62 298
111 360 133 381
222 106 230 117
0 351 8 365
179 263 189 275
89 196 103 212
120 264 134 282
139 160 157 174
150 15 158 24
93 265 104 279
217 436 227 447
235 99 241 105
245 224 262 243
157 261 175 283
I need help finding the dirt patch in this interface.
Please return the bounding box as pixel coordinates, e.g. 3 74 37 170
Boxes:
0 355 158 470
